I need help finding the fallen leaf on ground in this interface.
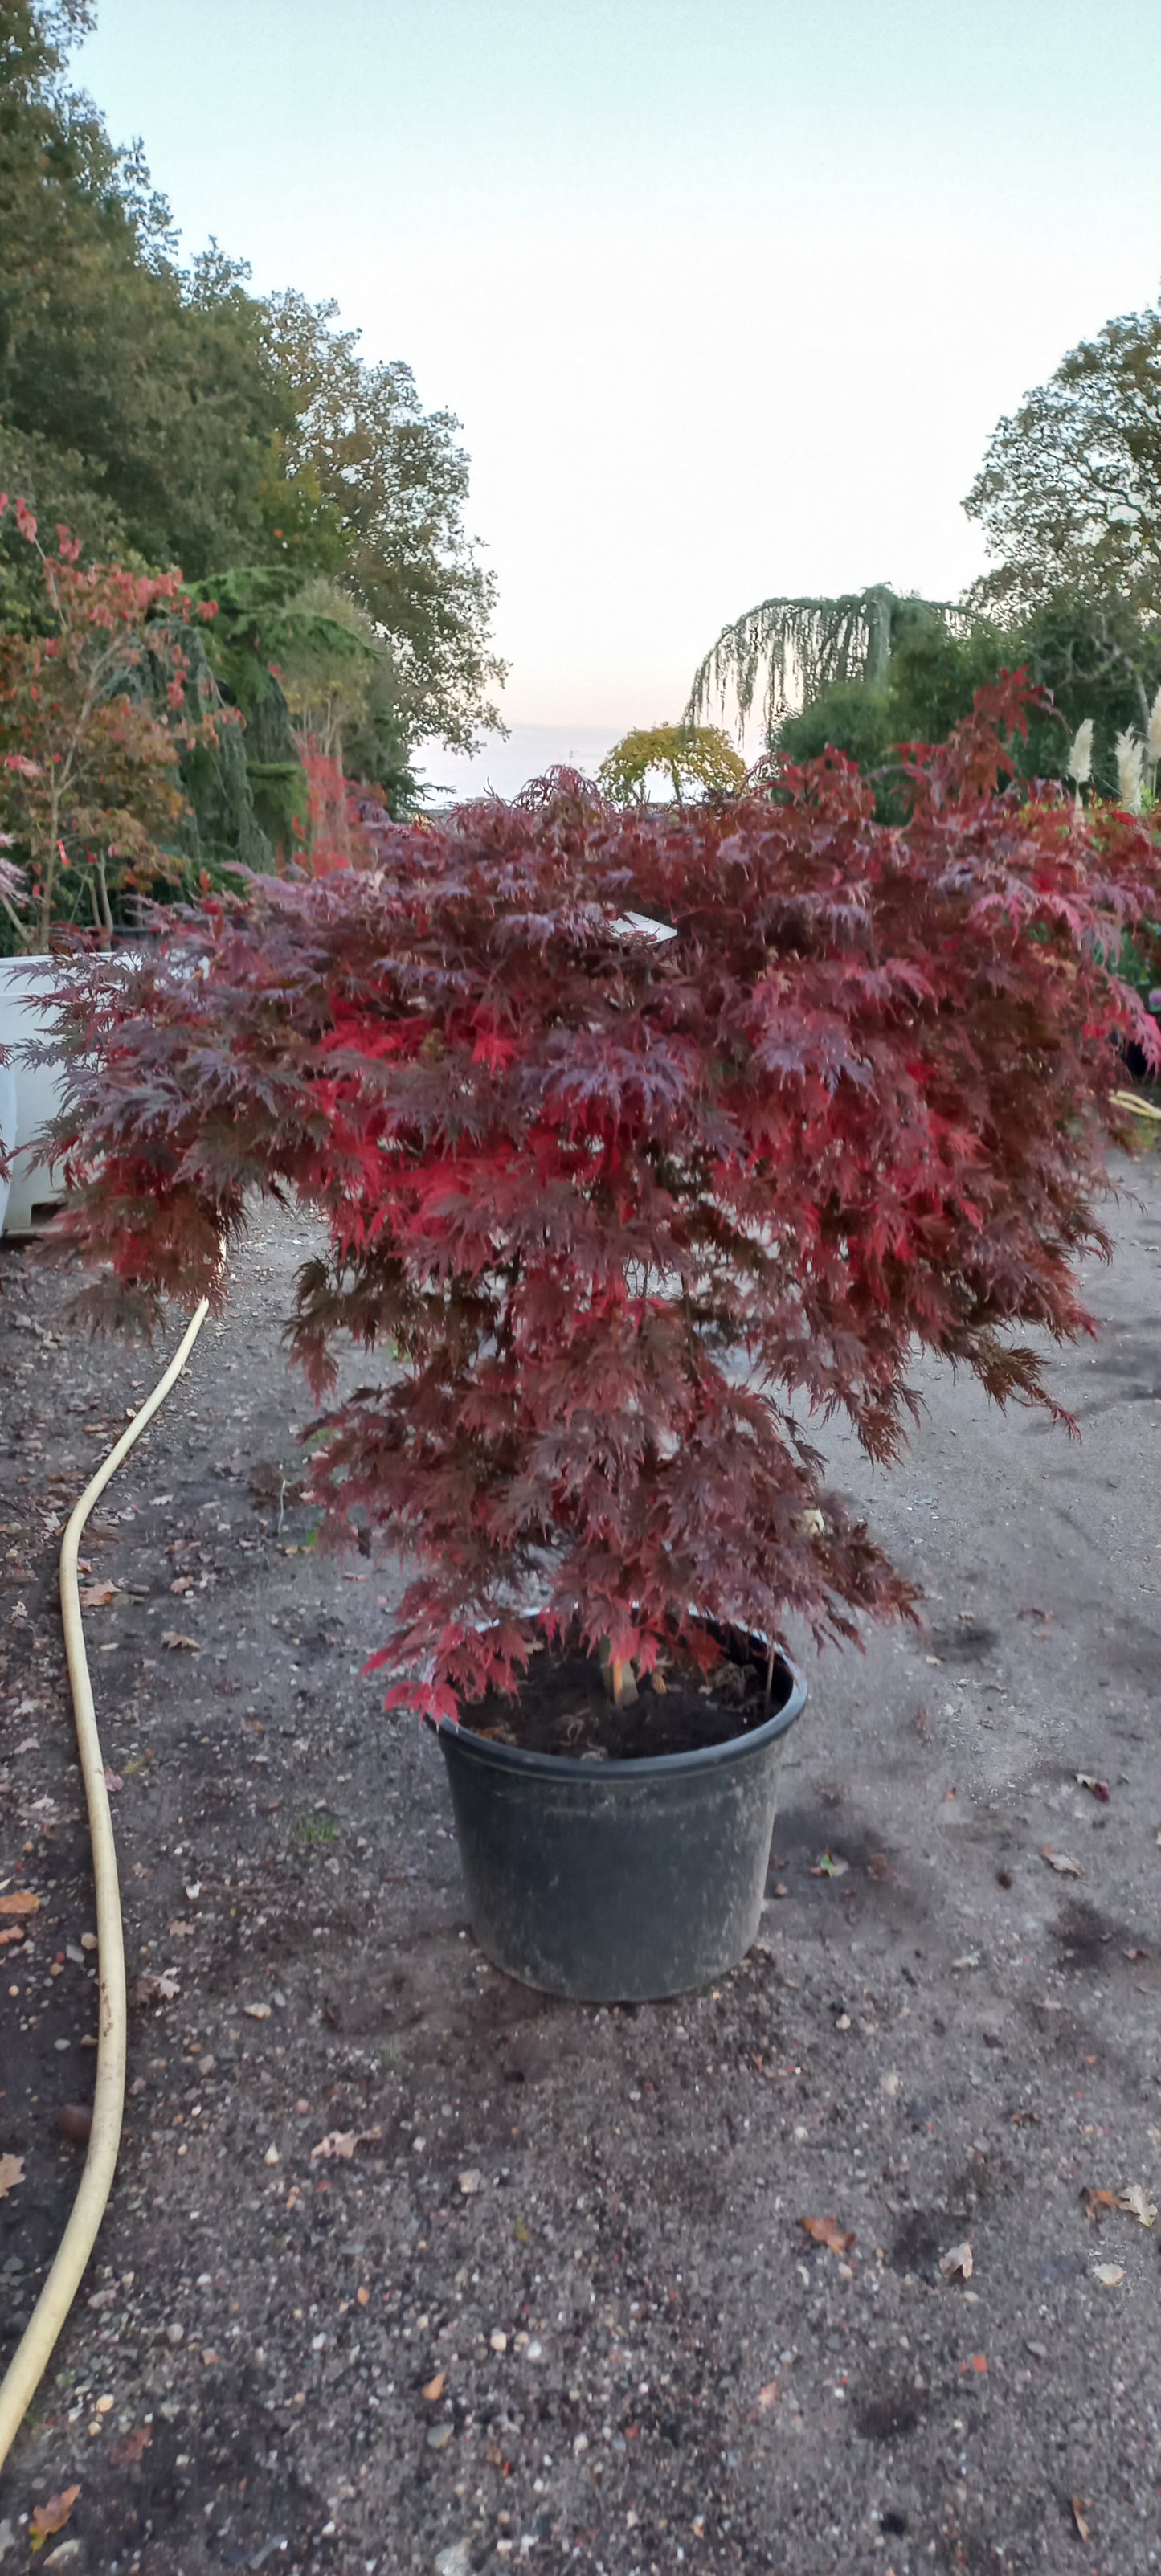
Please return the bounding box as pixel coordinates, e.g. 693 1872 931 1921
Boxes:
103 1767 124 1793
356 2285 370 2307
866 1851 893 1880
1076 1773 1110 1801
881 2071 901 2099
0 2153 25 2198
1118 2183 1157 2229
28 2488 80 2548
514 2218 531 2244
1092 2262 1125 2287
79 1582 118 1609
940 2239 974 2280
57 2105 92 2145
133 1971 178 2005
243 2002 272 2020
0 1887 39 1917
0 1925 24 1948
160 1630 198 1652
1041 1846 1083 1876
809 1851 848 1879
757 2379 780 2409
1017 1604 1052 1621
423 2370 447 2401
1125 1946 1149 1961
109 2423 152 2468
168 1920 196 1939
310 2128 382 2161
459 2168 483 2194
1070 2496 1091 2543
800 2215 856 2255
170 1576 194 1594
1083 2189 1120 2222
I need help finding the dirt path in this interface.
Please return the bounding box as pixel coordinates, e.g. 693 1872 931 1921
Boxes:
1 1174 1159 2576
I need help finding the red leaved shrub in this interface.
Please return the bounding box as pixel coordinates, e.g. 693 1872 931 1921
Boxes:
296 739 386 878
51 677 1161 1719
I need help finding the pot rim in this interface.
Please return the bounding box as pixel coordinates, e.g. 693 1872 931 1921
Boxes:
427 1642 807 1783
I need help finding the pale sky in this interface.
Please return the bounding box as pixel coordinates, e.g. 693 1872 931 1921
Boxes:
78 0 1161 799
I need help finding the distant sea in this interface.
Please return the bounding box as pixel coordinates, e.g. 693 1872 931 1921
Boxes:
414 722 622 809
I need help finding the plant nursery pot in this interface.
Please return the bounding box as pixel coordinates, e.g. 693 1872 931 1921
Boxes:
432 1643 806 2002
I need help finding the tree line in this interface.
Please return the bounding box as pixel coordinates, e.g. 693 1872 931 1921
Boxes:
681 294 1161 808
0 0 504 925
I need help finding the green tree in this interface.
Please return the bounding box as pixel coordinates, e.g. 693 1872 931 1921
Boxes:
774 611 1016 816
685 584 967 738
777 595 1161 806
179 566 316 859
964 296 1161 623
263 292 505 754
0 5 333 582
273 574 419 813
0 6 504 781
597 722 747 804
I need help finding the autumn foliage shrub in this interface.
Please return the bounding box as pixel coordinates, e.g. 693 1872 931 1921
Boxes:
293 738 386 878
53 677 1161 1720
0 497 225 951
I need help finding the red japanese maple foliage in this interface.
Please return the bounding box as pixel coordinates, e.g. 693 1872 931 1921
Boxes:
295 739 382 878
51 677 1161 1720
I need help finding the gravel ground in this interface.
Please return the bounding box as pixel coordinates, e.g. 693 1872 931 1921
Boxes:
1 1167 1159 2576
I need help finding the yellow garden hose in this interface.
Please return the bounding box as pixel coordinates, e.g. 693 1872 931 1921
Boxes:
1110 1087 1161 1121
0 1293 214 2473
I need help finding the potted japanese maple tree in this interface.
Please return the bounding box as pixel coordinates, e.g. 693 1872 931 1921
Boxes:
49 679 1161 1998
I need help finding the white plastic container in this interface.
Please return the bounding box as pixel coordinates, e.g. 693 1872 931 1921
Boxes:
0 957 69 1233
0 1057 14 1233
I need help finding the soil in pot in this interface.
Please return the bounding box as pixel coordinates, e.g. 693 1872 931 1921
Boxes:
463 1631 792 1760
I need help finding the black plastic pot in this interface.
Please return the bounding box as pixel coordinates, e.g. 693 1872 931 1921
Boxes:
432 1648 807 2002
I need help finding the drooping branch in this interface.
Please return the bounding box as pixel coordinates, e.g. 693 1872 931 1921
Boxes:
684 585 967 738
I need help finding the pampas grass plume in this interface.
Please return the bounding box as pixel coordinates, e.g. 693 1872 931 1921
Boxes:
1115 727 1144 813
1147 686 1161 768
1067 718 1094 786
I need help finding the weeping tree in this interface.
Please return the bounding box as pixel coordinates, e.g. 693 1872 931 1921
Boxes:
685 583 968 739
597 722 748 805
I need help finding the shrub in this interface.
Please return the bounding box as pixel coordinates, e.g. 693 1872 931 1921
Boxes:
52 677 1161 1721
0 497 224 951
598 724 748 806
